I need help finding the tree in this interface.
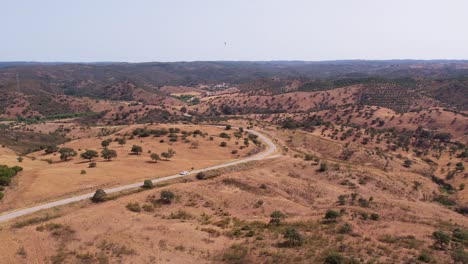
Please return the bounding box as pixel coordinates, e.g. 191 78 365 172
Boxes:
80 150 98 161
220 141 227 147
161 148 176 160
283 228 303 247
131 145 143 155
432 231 450 250
45 145 58 154
142 180 154 189
160 190 175 204
325 210 340 222
59 148 77 161
17 156 23 163
101 139 112 148
91 189 107 203
150 153 161 163
269 210 286 226
101 148 117 161
225 125 232 130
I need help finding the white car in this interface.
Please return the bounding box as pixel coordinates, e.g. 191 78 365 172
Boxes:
180 171 188 175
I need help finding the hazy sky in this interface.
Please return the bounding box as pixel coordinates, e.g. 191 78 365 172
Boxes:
1 0 468 62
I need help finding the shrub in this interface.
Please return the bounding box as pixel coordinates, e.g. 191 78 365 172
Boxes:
283 228 303 247
17 157 23 163
324 252 346 264
89 162 96 168
417 251 433 263
222 244 247 264
160 190 175 204
370 213 380 221
91 189 107 203
126 202 141 212
131 145 143 155
142 180 154 189
338 223 352 234
101 139 112 147
80 169 86 175
45 145 58 154
403 159 413 168
325 210 340 221
0 191 3 200
319 162 329 172
269 210 286 226
220 142 227 147
196 172 206 180
0 176 11 186
432 231 450 250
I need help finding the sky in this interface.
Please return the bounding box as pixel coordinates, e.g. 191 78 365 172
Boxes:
1 0 468 62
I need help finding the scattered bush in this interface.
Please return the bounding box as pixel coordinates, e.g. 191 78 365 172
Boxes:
142 180 154 189
160 190 175 204
196 172 206 180
126 202 141 212
91 189 107 203
269 210 286 226
283 228 303 247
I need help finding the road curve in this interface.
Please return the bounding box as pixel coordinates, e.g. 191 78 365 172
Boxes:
0 129 277 223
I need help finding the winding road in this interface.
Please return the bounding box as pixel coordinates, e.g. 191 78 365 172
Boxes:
0 129 278 223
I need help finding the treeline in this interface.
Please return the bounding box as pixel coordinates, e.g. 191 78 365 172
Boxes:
298 77 416 92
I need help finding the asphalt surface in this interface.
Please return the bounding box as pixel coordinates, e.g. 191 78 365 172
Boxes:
0 128 277 223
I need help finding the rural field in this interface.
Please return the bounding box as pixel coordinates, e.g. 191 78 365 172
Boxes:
0 54 467 264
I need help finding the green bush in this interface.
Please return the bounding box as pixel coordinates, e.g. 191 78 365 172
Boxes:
324 252 346 264
160 190 175 204
142 180 154 189
325 210 340 221
91 189 107 203
126 202 141 212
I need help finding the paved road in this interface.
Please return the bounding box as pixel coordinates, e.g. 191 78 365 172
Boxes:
0 129 277 223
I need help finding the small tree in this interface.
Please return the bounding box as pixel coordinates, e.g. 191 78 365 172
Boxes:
91 189 107 203
80 150 98 161
160 190 175 204
142 180 154 189
101 148 117 161
220 141 227 147
59 148 77 161
131 145 143 155
150 153 161 163
161 149 176 160
269 210 286 226
17 156 23 163
89 162 97 168
225 125 232 130
101 139 112 148
283 228 303 247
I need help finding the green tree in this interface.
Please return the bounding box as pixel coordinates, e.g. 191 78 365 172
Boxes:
17 156 23 163
161 149 176 160
131 145 143 155
101 139 112 148
80 150 98 161
403 159 413 168
91 189 107 203
160 190 175 204
59 148 77 161
44 145 58 154
269 210 286 226
101 148 117 161
150 153 161 162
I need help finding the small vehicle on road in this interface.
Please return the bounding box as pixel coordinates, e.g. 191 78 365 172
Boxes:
180 171 188 175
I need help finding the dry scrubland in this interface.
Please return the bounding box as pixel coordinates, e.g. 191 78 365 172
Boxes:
0 124 466 263
0 124 258 212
